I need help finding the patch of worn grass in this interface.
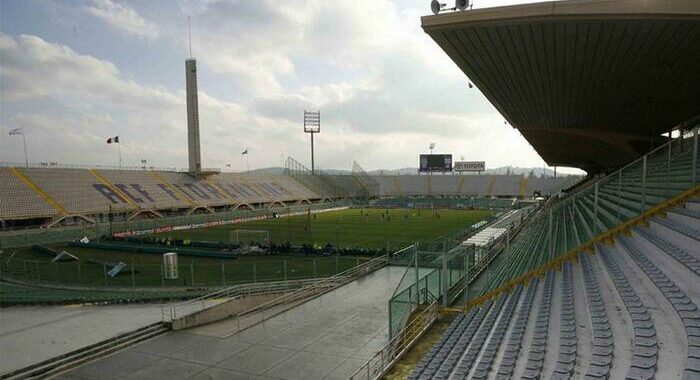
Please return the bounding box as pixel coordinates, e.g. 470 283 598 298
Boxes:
383 312 457 380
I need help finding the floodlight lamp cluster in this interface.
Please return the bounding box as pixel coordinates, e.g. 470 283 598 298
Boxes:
303 110 321 133
431 0 471 15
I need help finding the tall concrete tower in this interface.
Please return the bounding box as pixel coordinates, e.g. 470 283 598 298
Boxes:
186 58 201 175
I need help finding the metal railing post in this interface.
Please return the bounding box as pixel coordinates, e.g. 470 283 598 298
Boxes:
253 261 257 283
414 243 419 307
667 137 672 197
693 127 698 187
641 155 647 214
463 245 470 306
222 262 226 286
617 170 622 223
442 249 448 307
594 182 599 234
547 210 553 262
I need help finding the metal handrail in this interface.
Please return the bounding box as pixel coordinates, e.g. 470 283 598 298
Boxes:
167 255 388 321
597 125 698 186
349 299 439 380
0 161 179 172
166 278 320 319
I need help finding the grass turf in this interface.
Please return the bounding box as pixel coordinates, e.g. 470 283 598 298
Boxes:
158 208 495 249
2 208 494 290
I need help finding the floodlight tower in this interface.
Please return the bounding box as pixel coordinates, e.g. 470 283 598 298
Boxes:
429 142 436 155
185 17 201 175
304 110 321 174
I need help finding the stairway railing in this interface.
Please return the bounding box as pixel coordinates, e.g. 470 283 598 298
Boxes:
470 125 699 302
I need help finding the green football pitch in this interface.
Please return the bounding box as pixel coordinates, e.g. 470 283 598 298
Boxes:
158 208 496 249
1 207 496 292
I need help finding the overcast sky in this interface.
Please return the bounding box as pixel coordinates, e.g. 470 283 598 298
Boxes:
0 0 582 174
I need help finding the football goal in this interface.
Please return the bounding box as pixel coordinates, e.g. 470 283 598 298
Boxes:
230 229 270 247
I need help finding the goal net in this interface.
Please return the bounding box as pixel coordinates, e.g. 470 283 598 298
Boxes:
413 202 434 209
230 229 270 247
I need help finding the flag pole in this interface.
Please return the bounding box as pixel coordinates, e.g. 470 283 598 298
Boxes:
22 128 29 167
246 153 249 173
118 140 122 168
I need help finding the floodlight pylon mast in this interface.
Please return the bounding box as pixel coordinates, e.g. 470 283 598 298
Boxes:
311 132 315 174
304 110 321 175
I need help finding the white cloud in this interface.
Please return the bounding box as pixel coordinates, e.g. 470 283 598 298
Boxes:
83 0 158 39
0 0 585 175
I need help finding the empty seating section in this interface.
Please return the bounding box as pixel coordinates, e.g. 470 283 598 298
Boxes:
495 278 538 378
578 252 613 379
634 225 700 276
319 175 367 198
618 236 700 379
525 177 579 196
20 168 133 215
428 176 461 196
459 175 491 196
552 262 576 379
468 131 698 300
98 170 190 210
522 270 554 379
399 176 430 196
224 172 320 201
410 301 493 380
0 168 56 220
1 167 324 222
411 198 699 379
372 175 573 197
491 176 520 197
598 245 658 379
470 285 523 379
451 294 509 378
154 171 231 206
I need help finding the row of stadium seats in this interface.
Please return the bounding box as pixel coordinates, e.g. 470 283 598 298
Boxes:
1 165 572 224
0 168 57 220
373 197 517 209
410 201 699 379
373 174 576 197
0 168 322 222
473 136 698 295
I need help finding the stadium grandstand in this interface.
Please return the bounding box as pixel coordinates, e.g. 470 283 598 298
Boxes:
370 1 700 380
1 0 698 379
0 165 569 232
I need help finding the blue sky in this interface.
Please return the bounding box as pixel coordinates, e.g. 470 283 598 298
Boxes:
0 0 581 174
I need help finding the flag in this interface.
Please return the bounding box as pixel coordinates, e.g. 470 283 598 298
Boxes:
107 135 120 144
242 149 248 155
8 127 22 136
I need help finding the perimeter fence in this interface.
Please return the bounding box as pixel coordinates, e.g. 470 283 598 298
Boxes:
0 203 344 249
0 255 368 290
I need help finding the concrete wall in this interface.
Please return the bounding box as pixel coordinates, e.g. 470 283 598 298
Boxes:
171 293 282 331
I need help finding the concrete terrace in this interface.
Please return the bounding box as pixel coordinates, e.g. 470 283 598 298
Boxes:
55 265 409 380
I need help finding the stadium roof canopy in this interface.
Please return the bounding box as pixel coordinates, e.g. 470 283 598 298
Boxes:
422 0 700 173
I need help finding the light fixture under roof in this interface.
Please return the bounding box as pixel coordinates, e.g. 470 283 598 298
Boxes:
431 0 472 15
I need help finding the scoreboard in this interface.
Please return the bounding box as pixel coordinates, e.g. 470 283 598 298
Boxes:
419 154 452 172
